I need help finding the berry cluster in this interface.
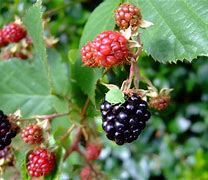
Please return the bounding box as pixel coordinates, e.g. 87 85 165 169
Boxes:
115 3 142 31
27 148 56 177
21 124 43 145
85 143 101 161
0 22 26 47
0 111 18 150
81 30 129 67
100 94 151 145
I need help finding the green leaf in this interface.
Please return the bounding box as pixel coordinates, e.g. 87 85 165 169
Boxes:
0 59 69 116
44 147 65 180
79 0 121 47
129 0 208 63
23 0 47 64
23 0 55 93
14 147 29 180
0 2 69 116
47 48 69 96
68 49 79 65
70 58 102 105
21 156 29 180
106 89 125 104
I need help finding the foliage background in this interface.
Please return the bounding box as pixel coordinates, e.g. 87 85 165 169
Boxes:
0 0 208 179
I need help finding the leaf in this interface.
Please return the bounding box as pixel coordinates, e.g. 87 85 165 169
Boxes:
44 147 65 180
23 0 47 64
47 48 69 96
70 57 102 105
129 0 208 63
14 147 30 180
0 2 69 117
21 155 29 180
0 59 69 116
79 0 121 47
68 49 79 65
106 89 125 104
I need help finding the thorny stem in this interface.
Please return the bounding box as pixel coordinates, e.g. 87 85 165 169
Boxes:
76 148 102 177
19 112 70 121
60 124 76 142
64 95 90 160
63 127 82 161
63 54 113 168
80 98 90 123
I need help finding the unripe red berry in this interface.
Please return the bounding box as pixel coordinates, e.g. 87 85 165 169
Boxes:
27 148 56 177
2 22 27 43
115 3 142 31
21 124 43 144
149 94 170 111
92 30 129 67
80 166 93 180
85 143 101 161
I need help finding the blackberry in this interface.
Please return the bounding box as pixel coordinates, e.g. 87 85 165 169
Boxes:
0 110 18 150
100 94 151 145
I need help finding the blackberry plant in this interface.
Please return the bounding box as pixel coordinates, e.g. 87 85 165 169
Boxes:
0 0 207 179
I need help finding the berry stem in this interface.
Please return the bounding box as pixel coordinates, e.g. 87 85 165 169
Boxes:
121 62 136 92
141 75 157 91
134 62 140 88
60 124 76 142
64 96 91 160
19 112 70 121
76 147 103 177
63 127 82 161
80 98 90 121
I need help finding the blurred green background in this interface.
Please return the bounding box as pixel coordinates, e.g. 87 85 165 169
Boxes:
1 0 208 179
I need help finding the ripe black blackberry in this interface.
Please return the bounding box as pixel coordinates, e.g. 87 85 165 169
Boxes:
0 110 17 150
100 94 151 145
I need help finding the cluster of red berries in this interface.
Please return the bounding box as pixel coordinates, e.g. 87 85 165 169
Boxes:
81 3 143 68
0 22 27 47
0 110 56 177
81 30 129 67
21 124 56 177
